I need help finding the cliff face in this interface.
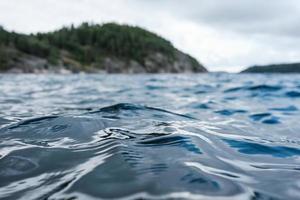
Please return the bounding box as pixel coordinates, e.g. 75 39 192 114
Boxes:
0 23 207 73
100 51 206 73
242 63 300 73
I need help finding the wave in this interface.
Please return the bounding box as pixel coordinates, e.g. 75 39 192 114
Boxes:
0 103 260 199
1 73 300 199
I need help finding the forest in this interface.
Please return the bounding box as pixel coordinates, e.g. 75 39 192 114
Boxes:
0 23 176 70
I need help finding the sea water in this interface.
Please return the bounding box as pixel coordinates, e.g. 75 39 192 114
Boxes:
0 73 300 199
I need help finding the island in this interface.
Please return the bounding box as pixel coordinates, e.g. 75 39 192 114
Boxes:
241 63 300 73
0 23 207 74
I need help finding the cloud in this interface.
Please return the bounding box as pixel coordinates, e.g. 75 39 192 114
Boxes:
0 0 299 72
137 0 300 37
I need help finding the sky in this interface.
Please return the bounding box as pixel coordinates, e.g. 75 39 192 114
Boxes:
0 0 300 72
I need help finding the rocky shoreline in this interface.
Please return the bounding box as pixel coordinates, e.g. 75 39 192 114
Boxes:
3 50 207 74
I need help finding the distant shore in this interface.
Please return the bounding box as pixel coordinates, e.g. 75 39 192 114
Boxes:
241 63 300 73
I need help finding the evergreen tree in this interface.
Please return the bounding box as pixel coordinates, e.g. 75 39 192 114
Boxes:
0 22 177 68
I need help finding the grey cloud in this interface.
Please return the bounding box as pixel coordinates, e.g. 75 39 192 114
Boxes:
0 0 300 71
135 0 300 37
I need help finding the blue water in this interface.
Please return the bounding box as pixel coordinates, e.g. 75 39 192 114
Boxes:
0 73 300 199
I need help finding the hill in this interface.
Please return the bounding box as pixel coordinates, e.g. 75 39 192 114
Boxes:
241 63 300 73
0 23 207 73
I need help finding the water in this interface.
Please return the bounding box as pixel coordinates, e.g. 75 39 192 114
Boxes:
0 73 300 200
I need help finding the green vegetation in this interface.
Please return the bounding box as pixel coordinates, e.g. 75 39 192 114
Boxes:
242 63 300 73
0 23 176 69
0 47 8 70
0 23 207 73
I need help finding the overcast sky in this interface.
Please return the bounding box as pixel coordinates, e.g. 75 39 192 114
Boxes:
0 0 300 72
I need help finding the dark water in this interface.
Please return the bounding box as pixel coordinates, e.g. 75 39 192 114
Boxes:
0 73 300 200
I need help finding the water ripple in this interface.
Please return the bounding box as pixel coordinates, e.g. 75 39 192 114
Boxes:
0 74 300 199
